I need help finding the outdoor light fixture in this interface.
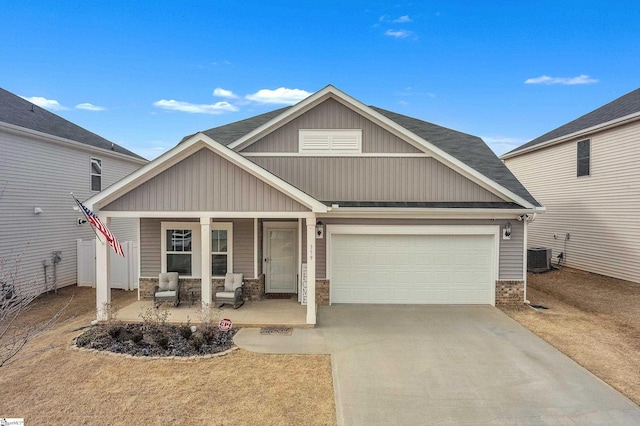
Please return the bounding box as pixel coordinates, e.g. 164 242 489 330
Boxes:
316 220 324 239
34 207 43 214
503 221 512 240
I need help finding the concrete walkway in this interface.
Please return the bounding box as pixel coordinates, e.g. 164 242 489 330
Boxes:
235 305 640 425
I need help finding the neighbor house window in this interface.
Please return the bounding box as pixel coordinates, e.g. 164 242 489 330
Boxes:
91 158 102 191
212 223 233 276
161 222 200 277
577 139 590 177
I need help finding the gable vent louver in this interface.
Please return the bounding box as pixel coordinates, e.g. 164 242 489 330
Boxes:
299 129 362 154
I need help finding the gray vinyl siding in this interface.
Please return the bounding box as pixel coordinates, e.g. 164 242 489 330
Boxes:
505 121 640 283
307 218 523 280
0 127 143 292
140 218 161 277
231 218 254 277
140 218 255 278
241 98 422 154
250 157 502 202
103 148 309 212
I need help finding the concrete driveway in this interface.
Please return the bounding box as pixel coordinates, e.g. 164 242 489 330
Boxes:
234 305 640 425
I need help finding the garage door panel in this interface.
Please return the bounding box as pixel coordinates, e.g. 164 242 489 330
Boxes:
331 233 494 304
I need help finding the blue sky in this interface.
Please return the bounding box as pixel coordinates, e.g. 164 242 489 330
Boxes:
2 1 639 160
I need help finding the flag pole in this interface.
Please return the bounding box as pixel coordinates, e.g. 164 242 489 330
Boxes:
70 192 104 244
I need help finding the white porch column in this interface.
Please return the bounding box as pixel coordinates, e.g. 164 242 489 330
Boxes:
95 213 111 321
200 217 212 308
306 217 316 325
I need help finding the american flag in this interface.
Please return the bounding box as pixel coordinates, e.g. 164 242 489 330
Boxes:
73 196 125 257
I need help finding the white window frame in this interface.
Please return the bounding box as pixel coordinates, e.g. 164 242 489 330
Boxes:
211 222 233 277
91 157 102 191
299 129 362 154
161 222 201 278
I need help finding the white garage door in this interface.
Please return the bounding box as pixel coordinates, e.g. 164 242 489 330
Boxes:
331 233 495 304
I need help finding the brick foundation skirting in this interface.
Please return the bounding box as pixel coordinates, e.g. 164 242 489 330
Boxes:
311 279 524 306
139 275 265 303
315 279 330 306
495 280 525 306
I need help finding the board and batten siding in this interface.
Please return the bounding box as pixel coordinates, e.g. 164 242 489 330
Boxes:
302 218 523 280
250 157 502 202
0 128 143 291
103 148 309 212
140 218 255 278
504 121 640 283
241 98 422 154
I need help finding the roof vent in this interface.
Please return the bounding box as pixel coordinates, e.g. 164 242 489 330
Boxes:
527 247 551 272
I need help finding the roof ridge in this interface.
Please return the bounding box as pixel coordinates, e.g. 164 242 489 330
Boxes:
505 87 640 155
0 87 146 161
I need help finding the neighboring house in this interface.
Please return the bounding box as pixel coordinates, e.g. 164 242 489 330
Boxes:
0 87 147 294
86 85 543 324
502 87 640 284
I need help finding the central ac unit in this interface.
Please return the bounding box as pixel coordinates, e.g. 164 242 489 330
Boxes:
527 247 551 272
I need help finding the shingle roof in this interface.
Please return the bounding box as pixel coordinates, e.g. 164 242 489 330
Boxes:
0 87 146 160
191 102 540 207
369 107 539 206
181 106 291 146
506 87 640 155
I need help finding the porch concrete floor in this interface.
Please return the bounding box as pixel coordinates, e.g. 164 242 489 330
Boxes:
116 298 309 328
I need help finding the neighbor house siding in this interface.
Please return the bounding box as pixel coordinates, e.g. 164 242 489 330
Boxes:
302 218 523 280
504 121 640 283
103 148 309 212
0 127 142 291
250 157 502 202
241 98 422 154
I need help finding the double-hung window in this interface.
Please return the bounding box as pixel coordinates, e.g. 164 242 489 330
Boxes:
577 139 590 177
161 222 200 276
91 157 102 191
212 223 233 277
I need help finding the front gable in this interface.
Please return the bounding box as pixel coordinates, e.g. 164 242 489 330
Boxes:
102 146 310 212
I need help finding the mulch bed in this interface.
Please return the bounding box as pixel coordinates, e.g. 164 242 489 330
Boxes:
75 323 238 357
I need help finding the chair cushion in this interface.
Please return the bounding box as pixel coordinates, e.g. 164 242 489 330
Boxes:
224 273 235 291
232 273 243 290
155 290 176 298
159 272 179 291
216 291 236 299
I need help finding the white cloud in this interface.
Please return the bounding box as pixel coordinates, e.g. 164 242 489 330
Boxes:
245 87 312 105
75 103 106 111
21 96 67 110
524 74 598 85
153 99 238 114
482 136 528 156
213 87 238 99
393 15 412 23
385 29 415 39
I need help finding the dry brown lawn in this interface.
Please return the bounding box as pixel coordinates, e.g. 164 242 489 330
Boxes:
501 268 640 406
0 286 336 425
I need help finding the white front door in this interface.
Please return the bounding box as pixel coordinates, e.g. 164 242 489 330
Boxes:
264 222 298 293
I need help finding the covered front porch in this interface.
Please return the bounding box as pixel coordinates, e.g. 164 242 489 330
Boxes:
116 297 309 328
96 214 321 326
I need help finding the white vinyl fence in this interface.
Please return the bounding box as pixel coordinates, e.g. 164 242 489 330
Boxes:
77 239 139 290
